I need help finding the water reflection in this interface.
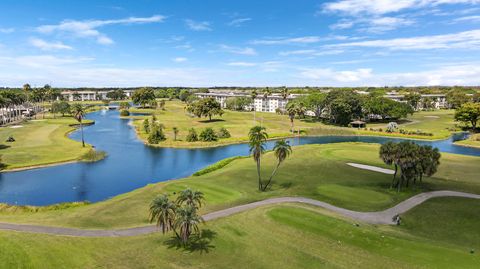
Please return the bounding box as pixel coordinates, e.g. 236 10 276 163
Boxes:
0 109 478 206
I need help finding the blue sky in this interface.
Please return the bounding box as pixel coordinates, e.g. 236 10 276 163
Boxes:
0 0 480 87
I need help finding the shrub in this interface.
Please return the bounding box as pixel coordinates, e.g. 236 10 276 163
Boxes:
5 136 15 142
193 156 245 176
186 128 198 142
143 119 150 134
217 127 231 138
199 127 218 141
80 149 106 162
148 123 166 144
386 122 398 133
120 109 130 116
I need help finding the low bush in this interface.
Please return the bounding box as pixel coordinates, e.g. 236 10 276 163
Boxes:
217 127 231 138
193 156 245 176
120 109 130 116
199 127 218 141
80 149 107 162
186 128 198 142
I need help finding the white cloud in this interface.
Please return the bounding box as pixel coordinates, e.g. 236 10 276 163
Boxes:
299 68 373 82
0 55 93 68
36 15 165 45
297 64 480 86
329 29 480 50
365 16 415 32
453 15 480 22
0 28 14 34
29 38 73 51
219 44 257 55
185 19 212 31
251 36 322 45
227 17 252 27
279 49 344 56
323 0 480 15
227 62 257 67
172 57 187 62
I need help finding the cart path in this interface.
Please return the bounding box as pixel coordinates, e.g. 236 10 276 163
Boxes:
0 190 479 237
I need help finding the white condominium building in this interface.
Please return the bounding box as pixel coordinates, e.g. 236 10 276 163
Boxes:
60 90 135 101
194 92 298 113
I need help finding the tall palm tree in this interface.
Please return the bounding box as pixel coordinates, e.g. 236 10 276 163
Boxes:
173 127 179 141
249 126 268 190
174 205 203 244
176 188 204 209
262 139 292 191
379 142 399 188
281 87 289 100
71 103 86 147
250 90 258 123
149 194 178 235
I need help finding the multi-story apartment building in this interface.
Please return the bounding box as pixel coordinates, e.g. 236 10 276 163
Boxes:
60 90 136 101
195 90 450 113
194 92 298 113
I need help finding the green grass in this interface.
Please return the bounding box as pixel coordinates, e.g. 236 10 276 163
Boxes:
455 133 480 148
0 204 478 268
0 116 93 170
129 101 460 148
355 110 458 140
0 143 478 229
400 197 480 250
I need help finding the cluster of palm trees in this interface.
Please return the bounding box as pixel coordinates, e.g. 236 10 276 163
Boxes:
149 189 204 244
0 84 65 124
380 141 441 192
248 126 292 191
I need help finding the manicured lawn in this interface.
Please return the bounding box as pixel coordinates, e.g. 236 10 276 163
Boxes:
129 101 459 148
0 204 478 268
0 143 478 229
129 100 323 148
0 116 93 170
455 133 480 148
355 110 457 140
400 197 480 250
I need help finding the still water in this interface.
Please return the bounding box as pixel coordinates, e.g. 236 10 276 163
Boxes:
0 109 478 206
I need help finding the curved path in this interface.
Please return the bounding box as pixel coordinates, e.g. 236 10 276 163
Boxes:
0 190 479 237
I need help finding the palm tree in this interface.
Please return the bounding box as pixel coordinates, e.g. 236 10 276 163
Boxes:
262 139 292 191
249 126 268 190
173 127 179 141
250 90 258 123
149 194 178 234
176 188 204 209
71 103 86 147
281 87 289 100
286 102 298 134
379 142 399 188
174 205 203 244
263 88 271 99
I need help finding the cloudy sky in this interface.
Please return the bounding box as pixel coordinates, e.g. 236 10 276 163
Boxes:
0 0 480 87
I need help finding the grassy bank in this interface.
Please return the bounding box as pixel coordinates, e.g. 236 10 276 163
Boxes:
0 117 94 170
455 133 480 148
0 203 478 268
0 143 478 229
128 100 459 148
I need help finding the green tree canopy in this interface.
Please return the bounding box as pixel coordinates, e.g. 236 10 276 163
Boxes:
454 102 480 129
187 97 223 121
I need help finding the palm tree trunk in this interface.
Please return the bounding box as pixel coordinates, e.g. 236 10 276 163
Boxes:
262 161 281 191
80 121 85 147
256 159 262 191
390 164 398 188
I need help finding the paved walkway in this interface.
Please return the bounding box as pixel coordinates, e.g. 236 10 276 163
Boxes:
0 190 479 237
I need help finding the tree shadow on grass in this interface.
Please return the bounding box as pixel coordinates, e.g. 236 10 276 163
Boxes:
163 229 217 254
0 144 11 150
198 119 225 123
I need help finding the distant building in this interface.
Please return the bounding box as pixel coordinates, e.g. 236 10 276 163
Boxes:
60 90 135 101
196 90 450 113
194 92 300 113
